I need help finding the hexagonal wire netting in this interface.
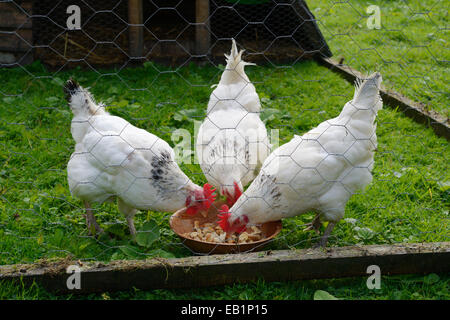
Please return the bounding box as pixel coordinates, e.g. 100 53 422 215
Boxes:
0 0 448 267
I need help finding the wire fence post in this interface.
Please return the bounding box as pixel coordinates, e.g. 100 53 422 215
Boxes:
196 0 211 56
128 0 143 59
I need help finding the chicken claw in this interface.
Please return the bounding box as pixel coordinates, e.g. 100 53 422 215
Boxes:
303 214 322 234
84 201 103 236
313 222 337 248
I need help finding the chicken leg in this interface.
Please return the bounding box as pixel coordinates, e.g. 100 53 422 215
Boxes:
314 222 336 248
84 201 103 235
118 198 138 238
303 213 322 234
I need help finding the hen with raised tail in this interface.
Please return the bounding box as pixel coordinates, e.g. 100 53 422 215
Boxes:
196 39 270 206
218 72 383 247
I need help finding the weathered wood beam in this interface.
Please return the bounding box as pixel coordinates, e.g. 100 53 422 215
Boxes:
0 29 32 52
1 242 448 294
128 0 143 59
195 0 210 56
0 1 33 65
0 2 32 29
317 57 449 141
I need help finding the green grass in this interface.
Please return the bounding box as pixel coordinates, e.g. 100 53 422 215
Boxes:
1 60 448 265
0 273 448 300
0 0 448 299
308 0 449 118
0 59 448 299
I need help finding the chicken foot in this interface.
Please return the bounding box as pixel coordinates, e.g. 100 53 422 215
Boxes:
313 222 336 248
303 213 322 234
84 201 103 235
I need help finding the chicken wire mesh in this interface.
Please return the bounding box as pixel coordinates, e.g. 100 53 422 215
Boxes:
30 0 331 68
0 0 448 268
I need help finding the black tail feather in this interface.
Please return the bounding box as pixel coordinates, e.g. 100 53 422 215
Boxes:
63 78 80 102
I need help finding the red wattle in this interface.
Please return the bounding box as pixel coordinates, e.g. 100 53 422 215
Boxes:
217 205 231 231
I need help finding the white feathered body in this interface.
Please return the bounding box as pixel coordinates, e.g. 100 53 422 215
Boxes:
67 91 200 213
196 40 270 196
229 73 383 225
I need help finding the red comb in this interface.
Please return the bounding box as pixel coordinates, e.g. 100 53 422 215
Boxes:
226 182 242 206
217 204 231 231
203 183 216 209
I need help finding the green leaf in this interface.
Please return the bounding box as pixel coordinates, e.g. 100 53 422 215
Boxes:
260 97 272 105
354 226 375 241
260 108 281 124
173 112 184 122
173 108 202 123
77 241 91 252
105 223 127 239
51 77 64 86
313 290 339 300
129 103 141 109
107 86 119 95
45 96 60 104
116 99 129 108
110 252 123 260
3 97 15 104
423 273 440 285
135 220 160 248
149 249 175 259
437 181 450 192
119 245 141 258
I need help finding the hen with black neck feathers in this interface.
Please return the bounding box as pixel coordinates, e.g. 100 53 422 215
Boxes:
218 72 383 247
64 79 215 237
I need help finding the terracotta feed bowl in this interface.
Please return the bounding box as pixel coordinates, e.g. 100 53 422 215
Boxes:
170 200 282 254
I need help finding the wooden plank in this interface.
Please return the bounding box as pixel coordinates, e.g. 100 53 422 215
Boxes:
0 242 448 294
0 29 32 52
195 0 210 55
0 2 32 29
0 50 33 65
128 0 143 58
317 56 450 141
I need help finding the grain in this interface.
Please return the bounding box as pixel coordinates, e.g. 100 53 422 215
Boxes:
183 221 263 244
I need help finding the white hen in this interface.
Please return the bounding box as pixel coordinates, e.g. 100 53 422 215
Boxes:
64 80 216 236
218 72 383 247
196 39 270 207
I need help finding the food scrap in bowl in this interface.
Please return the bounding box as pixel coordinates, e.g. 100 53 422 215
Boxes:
183 221 263 244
